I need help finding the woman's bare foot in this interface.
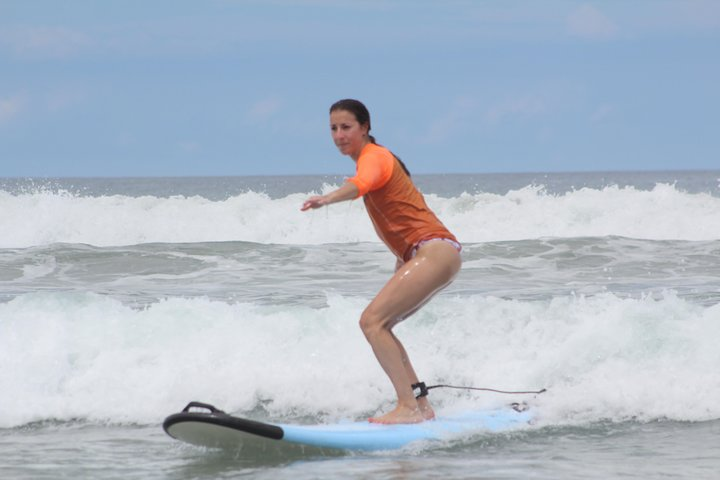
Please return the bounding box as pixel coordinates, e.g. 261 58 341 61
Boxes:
369 404 427 424
369 407 424 424
417 397 436 421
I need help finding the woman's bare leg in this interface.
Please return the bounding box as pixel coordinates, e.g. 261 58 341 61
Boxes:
390 330 434 420
360 240 461 424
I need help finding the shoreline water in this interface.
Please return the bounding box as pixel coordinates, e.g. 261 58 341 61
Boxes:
3 419 719 480
1 171 719 478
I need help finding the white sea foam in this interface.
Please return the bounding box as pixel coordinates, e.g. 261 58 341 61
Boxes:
1 290 718 428
1 183 719 248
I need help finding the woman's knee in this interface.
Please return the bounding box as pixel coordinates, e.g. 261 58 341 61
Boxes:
359 308 388 340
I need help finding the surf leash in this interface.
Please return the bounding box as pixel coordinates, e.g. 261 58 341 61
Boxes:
412 382 546 399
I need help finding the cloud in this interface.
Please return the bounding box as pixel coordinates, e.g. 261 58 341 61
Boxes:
421 93 549 144
485 95 546 125
246 97 283 123
178 141 201 153
0 26 91 58
590 104 615 123
45 89 86 112
0 94 26 125
567 4 618 40
422 97 477 144
657 0 720 30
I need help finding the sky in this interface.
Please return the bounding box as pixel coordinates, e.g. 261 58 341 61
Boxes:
1 0 719 177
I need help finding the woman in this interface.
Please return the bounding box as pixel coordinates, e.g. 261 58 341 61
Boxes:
301 99 462 424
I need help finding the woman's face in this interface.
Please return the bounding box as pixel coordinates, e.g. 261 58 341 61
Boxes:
330 109 369 160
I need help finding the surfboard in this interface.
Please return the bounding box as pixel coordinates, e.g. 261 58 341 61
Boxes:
163 401 533 452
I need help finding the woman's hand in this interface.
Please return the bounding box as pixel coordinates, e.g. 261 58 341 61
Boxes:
301 195 328 211
301 182 359 211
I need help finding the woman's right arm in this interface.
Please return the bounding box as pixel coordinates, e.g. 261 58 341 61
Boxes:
301 182 359 211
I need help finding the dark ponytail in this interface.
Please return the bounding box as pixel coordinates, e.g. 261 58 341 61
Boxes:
329 99 411 177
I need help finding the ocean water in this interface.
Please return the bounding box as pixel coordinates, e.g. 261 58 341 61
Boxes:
1 171 720 479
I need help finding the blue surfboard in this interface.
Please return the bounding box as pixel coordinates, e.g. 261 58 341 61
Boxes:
163 401 533 452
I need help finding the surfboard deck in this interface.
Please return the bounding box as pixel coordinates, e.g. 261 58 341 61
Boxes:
163 401 533 452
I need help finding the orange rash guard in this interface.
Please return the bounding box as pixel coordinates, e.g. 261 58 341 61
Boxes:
347 143 459 262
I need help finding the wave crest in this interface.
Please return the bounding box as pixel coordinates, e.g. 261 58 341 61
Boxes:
1 183 719 248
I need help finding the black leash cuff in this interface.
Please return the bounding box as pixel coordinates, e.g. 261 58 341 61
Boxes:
412 382 429 399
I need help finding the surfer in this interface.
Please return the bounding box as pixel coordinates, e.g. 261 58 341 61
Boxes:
301 99 462 424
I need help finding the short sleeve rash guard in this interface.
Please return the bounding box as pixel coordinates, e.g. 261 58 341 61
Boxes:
346 144 394 197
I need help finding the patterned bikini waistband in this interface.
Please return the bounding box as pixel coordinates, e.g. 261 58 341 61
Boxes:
409 237 462 259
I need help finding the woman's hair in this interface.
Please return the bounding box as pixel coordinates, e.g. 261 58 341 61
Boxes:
329 99 411 177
